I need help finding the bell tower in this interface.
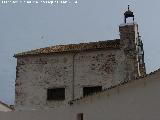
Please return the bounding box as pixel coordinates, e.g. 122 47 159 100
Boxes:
119 6 146 81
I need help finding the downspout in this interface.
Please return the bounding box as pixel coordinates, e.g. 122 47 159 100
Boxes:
72 52 78 100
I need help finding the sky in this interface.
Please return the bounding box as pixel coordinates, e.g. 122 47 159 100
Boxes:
0 0 160 105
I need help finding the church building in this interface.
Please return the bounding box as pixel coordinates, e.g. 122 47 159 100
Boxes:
14 6 146 110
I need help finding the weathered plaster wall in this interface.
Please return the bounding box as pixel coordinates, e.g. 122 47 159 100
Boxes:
74 49 125 98
15 53 74 110
15 49 124 110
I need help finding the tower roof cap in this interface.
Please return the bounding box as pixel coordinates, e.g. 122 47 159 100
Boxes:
124 5 135 23
124 5 134 16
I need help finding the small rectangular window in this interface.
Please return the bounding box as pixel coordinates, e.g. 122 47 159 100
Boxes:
47 88 65 101
77 113 83 120
83 86 102 97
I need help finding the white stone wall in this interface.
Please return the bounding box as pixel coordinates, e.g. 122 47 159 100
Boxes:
74 50 125 98
15 49 125 110
16 53 74 110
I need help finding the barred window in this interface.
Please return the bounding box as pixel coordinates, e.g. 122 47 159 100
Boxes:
47 88 65 100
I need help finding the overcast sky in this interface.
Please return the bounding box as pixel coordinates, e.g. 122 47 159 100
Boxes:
0 0 160 105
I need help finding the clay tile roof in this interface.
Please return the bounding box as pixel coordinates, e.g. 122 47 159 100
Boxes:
14 39 120 57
